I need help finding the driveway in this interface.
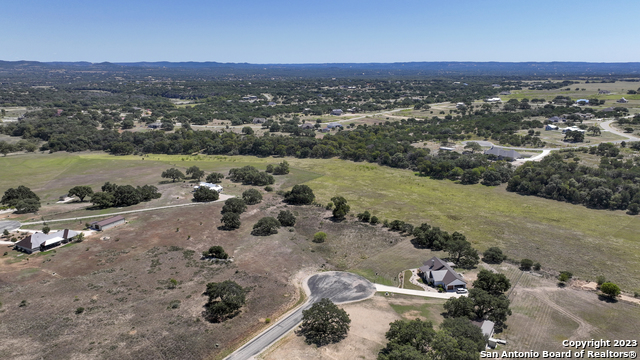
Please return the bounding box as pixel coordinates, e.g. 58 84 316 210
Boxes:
0 220 21 232
224 272 376 360
374 284 463 299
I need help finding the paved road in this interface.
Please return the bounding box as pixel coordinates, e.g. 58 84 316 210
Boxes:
20 194 234 226
224 272 376 360
0 221 21 232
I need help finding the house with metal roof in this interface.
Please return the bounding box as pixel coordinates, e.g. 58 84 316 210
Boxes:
484 146 521 161
14 229 79 254
418 257 467 292
90 215 126 231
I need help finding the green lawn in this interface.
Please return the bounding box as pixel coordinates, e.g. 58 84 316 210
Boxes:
2 152 640 291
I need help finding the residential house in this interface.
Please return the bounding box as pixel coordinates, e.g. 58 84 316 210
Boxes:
326 122 343 129
484 146 521 160
575 113 595 120
602 107 615 112
331 109 343 116
90 216 126 231
418 257 467 292
617 97 629 103
576 99 589 105
545 124 558 131
299 123 315 130
147 122 163 129
456 102 466 109
252 118 267 124
439 147 455 151
598 90 611 95
242 95 258 101
548 116 564 123
14 229 79 254
484 97 502 102
499 91 511 95
268 101 277 106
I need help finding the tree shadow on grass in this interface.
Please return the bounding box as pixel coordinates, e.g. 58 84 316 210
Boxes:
597 294 618 303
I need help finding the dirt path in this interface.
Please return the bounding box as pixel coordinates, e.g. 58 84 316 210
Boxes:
19 194 234 226
520 287 596 340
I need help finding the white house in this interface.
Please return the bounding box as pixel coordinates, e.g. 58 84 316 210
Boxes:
14 229 79 253
485 97 502 103
545 124 558 131
418 257 467 292
194 182 223 193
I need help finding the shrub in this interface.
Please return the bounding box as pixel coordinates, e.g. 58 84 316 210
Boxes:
558 271 573 282
483 247 507 264
370 216 379 225
325 202 333 210
3 229 10 236
252 217 281 236
266 164 274 173
600 282 621 298
75 307 85 315
203 245 229 259
277 210 296 227
242 188 263 205
533 262 541 271
596 275 606 286
168 300 181 309
42 226 50 234
264 186 274 192
520 258 534 271
356 211 371 222
313 232 327 243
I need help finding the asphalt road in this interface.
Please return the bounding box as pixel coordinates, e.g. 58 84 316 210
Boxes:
224 272 376 360
0 221 21 232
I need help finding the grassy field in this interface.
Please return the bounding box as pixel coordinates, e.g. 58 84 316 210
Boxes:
1 152 640 292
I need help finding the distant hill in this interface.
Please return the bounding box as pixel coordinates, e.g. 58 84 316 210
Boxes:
1 60 639 78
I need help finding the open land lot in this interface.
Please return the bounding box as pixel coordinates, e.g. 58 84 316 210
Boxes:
1 152 639 291
0 151 639 359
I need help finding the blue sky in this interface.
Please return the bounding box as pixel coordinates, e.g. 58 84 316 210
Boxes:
2 0 639 63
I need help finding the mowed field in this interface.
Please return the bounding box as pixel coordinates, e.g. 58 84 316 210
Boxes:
1 152 639 292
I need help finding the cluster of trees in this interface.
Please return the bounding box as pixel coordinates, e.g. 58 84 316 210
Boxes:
228 166 275 186
378 318 486 360
90 182 161 208
417 152 513 186
443 270 512 331
266 160 290 175
284 185 315 205
413 224 479 268
507 150 640 214
1 185 41 213
0 139 39 156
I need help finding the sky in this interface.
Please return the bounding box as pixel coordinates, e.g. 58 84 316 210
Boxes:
1 0 639 63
